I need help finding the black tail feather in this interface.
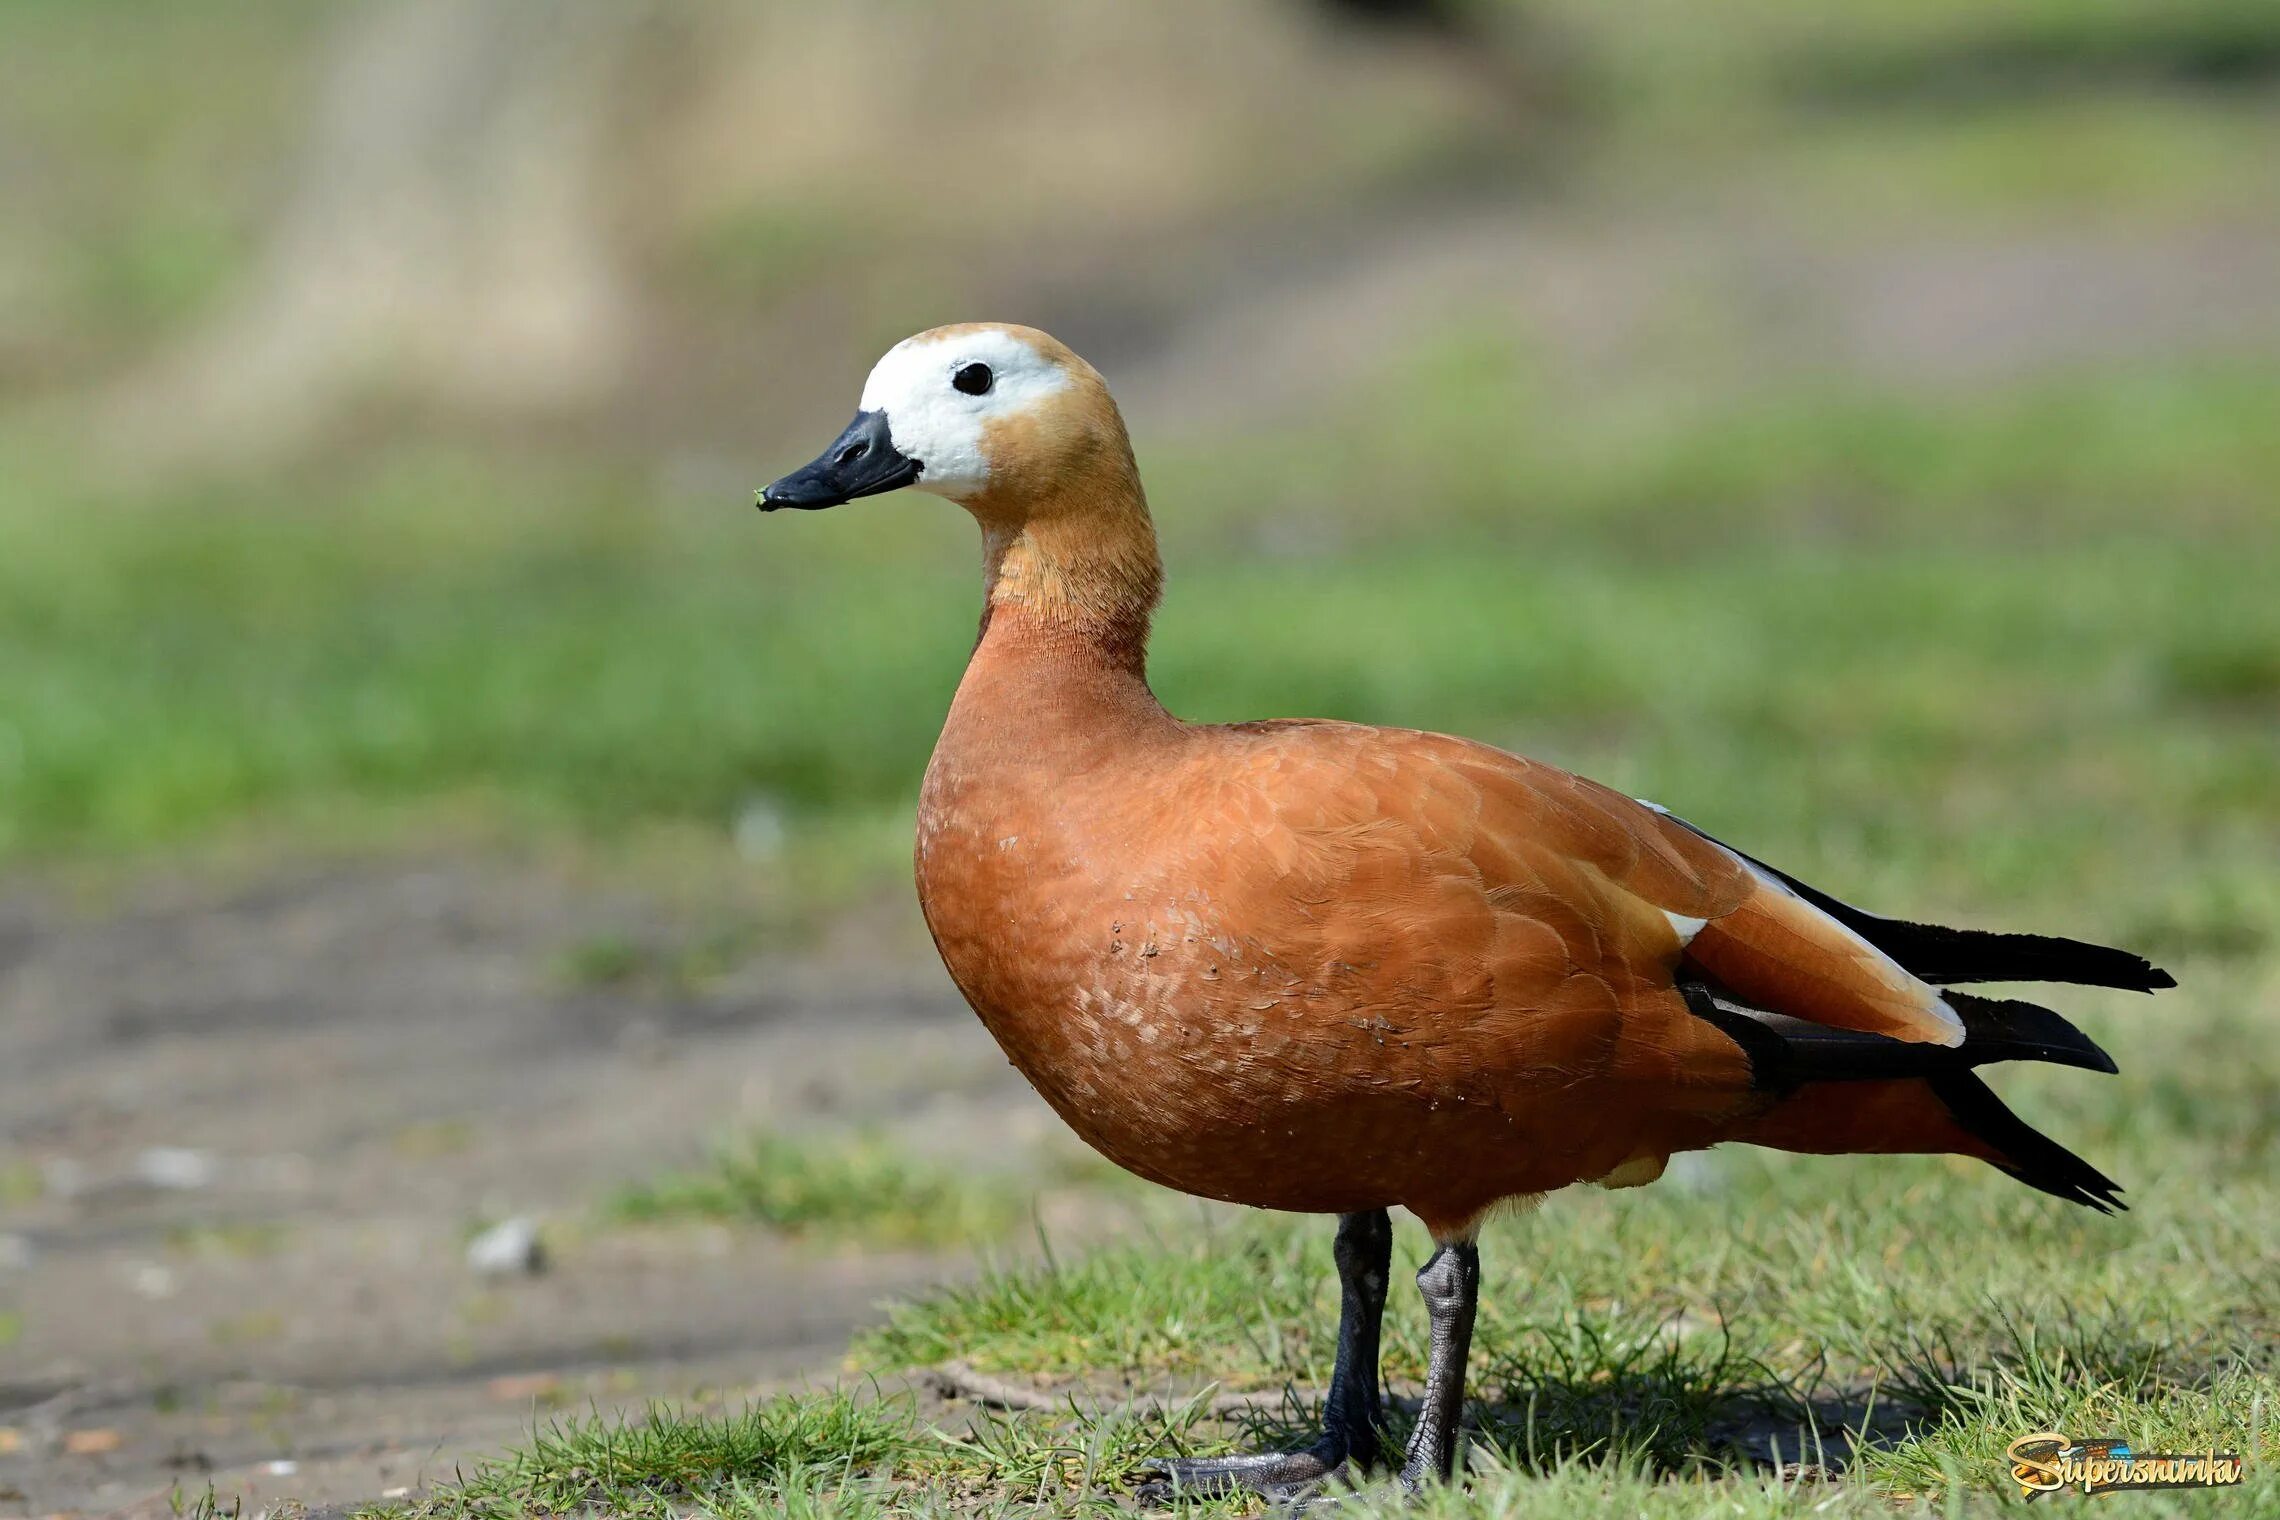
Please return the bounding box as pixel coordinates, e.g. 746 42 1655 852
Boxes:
1682 982 2117 1086
1683 984 2128 1212
1930 1071 2126 1213
1738 853 2173 992
1653 810 2175 992
1943 991 2118 1074
1647 811 2144 1212
1791 902 2173 993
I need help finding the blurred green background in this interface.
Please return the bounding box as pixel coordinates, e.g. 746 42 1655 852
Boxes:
2 0 2275 954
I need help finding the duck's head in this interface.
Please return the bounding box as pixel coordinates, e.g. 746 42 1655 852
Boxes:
758 323 1135 520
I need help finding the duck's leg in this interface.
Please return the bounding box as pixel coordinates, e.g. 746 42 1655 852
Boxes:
1318 1207 1393 1469
1395 1236 1479 1490
1135 1208 1391 1502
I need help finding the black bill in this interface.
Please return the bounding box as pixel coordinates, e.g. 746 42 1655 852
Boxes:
757 409 920 511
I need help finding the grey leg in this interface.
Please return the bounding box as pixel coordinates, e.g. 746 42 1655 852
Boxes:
1137 1209 1391 1502
1396 1239 1479 1490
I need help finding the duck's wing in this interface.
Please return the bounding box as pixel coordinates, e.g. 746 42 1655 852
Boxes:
1647 808 2174 993
1199 721 2136 1083
1434 743 1971 1047
1409 738 2133 1198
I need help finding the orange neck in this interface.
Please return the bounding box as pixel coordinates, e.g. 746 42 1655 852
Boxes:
969 442 1163 676
941 451 1172 753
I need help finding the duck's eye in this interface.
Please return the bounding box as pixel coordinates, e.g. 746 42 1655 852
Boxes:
953 362 995 396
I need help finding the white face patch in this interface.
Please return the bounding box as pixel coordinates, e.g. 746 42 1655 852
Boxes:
858 329 1072 501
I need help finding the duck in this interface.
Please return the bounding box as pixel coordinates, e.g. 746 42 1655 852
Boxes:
756 322 2174 1498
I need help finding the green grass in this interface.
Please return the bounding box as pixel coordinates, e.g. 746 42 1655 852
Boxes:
3 362 2275 890
605 1130 1030 1249
373 1213 2275 1514
379 1391 915 1519
369 1386 1273 1519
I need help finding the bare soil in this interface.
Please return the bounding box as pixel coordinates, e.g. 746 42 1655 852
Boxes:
0 857 1051 1517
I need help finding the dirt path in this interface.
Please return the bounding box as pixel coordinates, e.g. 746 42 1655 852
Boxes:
0 859 1053 1516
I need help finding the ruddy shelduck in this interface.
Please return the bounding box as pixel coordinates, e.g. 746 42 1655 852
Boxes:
758 323 2172 1498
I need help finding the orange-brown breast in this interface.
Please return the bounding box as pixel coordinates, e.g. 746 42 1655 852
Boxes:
916 630 1794 1235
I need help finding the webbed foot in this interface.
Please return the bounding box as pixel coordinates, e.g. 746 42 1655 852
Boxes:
1133 1211 1396 1508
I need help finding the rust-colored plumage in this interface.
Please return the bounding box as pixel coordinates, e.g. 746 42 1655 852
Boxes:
761 323 2171 1493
